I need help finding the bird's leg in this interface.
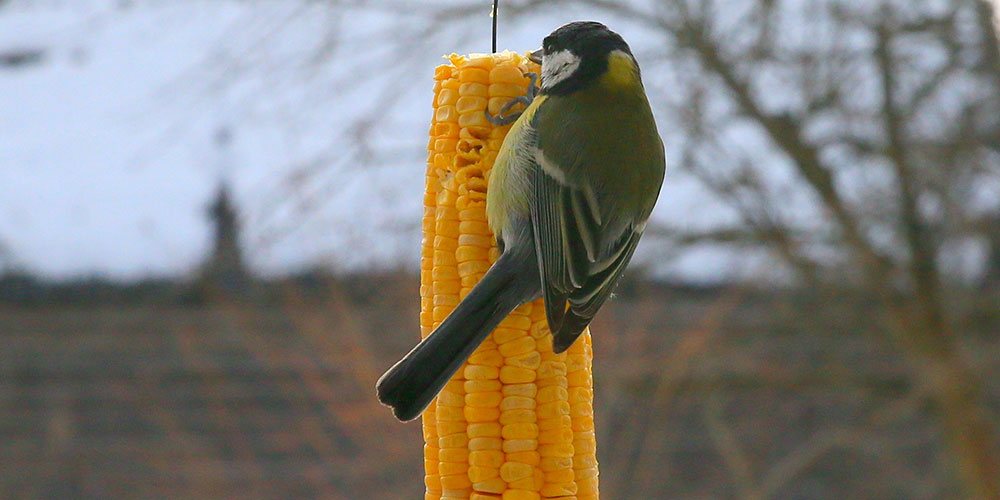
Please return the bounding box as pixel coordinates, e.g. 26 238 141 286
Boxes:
485 72 539 126
487 95 532 126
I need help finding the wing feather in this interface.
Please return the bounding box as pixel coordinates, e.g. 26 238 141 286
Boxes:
525 90 659 352
551 229 642 353
531 163 569 332
531 158 643 350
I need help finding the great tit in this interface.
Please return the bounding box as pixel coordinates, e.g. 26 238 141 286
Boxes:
377 21 665 421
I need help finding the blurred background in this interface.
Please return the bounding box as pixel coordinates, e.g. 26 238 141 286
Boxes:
1 0 999 498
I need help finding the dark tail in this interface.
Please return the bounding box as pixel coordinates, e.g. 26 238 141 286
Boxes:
376 249 538 421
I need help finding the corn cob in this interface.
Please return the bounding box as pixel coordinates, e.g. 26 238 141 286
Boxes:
421 51 599 500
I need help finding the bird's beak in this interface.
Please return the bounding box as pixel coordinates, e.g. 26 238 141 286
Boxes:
528 48 543 64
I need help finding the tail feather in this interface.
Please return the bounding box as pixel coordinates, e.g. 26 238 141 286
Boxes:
376 250 538 421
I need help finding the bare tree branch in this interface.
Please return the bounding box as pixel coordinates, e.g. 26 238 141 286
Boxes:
677 11 894 282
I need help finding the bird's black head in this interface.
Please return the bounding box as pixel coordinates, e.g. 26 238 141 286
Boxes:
534 21 634 96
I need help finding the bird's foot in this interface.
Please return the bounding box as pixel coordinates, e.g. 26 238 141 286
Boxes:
485 72 539 126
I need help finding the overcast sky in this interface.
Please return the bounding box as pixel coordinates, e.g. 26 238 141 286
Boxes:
8 0 984 283
0 0 738 281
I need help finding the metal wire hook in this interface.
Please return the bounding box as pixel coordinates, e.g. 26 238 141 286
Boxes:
492 0 498 53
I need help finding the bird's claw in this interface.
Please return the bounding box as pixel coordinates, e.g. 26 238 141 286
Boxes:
485 72 540 126
486 95 532 125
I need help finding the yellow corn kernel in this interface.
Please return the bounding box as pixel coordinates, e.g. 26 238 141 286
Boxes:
573 467 598 480
538 443 575 458
565 368 590 386
502 423 539 440
572 433 597 454
440 448 470 463
436 405 465 422
466 392 503 408
505 451 540 465
538 417 570 431
473 477 507 494
469 437 503 451
536 375 568 389
499 366 536 384
440 474 473 490
470 495 502 500
538 427 573 445
508 468 544 491
499 409 537 425
499 314 532 330
421 51 597 500
569 402 594 417
500 396 536 411
540 483 578 497
498 336 536 357
441 462 470 475
427 474 442 491
469 466 500 482
466 406 501 423
537 386 568 403
468 423 502 439
465 365 500 380
468 349 505 367
466 380 502 393
537 361 567 378
501 383 538 398
440 433 470 449
501 490 540 500
502 439 538 454
566 354 588 374
573 454 598 470
576 477 599 496
500 462 533 482
438 420 468 436
438 389 465 407
539 457 573 472
571 416 595 432
544 469 576 484
537 401 570 419
470 450 505 467
492 327 528 344
504 352 541 370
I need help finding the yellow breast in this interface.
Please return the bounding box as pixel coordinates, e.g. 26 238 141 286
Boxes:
487 94 548 238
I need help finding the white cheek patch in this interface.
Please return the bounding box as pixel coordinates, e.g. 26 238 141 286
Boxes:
541 49 581 90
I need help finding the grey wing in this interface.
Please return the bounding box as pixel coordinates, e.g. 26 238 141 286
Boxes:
550 230 641 353
529 163 643 353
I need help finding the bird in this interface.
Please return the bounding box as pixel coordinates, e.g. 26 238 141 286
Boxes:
377 21 665 422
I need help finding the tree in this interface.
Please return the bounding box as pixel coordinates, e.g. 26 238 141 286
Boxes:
389 0 1000 496
216 0 1000 495
561 0 1000 497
